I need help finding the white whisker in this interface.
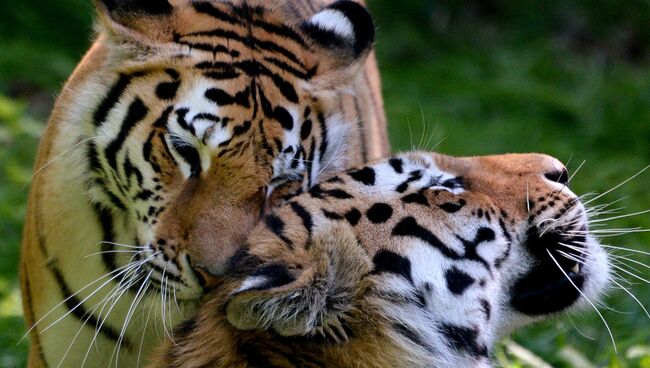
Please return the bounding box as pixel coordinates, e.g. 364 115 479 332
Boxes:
582 164 650 206
546 249 617 352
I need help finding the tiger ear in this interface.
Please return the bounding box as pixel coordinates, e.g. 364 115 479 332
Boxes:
95 0 177 42
225 224 370 340
300 0 375 91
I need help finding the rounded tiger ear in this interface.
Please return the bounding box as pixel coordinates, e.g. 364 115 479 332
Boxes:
302 0 375 58
95 0 176 41
300 1 375 90
225 224 370 339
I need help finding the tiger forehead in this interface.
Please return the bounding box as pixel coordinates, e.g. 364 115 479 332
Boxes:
173 1 314 61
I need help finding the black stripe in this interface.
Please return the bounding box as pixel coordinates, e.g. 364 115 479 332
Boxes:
305 139 315 188
322 209 343 220
264 56 313 79
252 18 308 48
389 158 404 174
265 214 293 247
182 28 305 68
372 250 413 283
194 113 221 123
35 205 130 350
192 1 241 24
143 107 173 173
170 137 202 178
93 74 133 127
104 98 149 171
22 271 50 368
289 201 313 241
317 112 328 165
392 217 461 260
392 322 437 355
92 203 119 273
50 264 132 349
205 87 251 107
175 108 196 135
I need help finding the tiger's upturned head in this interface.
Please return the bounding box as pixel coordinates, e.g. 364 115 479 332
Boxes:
152 152 610 368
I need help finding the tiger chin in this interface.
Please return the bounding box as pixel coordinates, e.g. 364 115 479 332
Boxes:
20 0 388 367
150 151 610 368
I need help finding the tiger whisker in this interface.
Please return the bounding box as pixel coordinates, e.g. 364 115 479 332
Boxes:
165 275 176 344
80 267 148 368
595 244 650 257
26 136 96 186
606 260 650 285
172 280 182 313
84 249 146 258
35 256 150 336
589 209 650 223
111 269 153 368
97 241 149 250
160 264 173 342
566 313 597 341
81 253 160 367
19 266 122 342
582 164 650 206
546 249 617 352
608 277 650 320
137 296 155 367
554 249 615 311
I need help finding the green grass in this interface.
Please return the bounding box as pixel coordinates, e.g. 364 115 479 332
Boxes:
1 1 650 366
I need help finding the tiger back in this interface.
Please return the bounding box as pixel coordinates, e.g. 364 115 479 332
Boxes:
19 1 387 367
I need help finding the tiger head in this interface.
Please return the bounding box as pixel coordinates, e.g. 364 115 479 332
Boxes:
154 152 610 368
83 0 376 298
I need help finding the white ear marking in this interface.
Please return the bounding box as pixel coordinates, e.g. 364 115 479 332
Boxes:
308 9 355 41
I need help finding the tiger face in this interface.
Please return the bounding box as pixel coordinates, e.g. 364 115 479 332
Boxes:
155 152 610 368
86 0 376 299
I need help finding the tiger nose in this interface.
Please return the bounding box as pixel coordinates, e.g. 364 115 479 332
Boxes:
544 167 569 185
526 154 569 186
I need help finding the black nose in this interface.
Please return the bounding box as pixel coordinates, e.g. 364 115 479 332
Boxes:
544 168 569 185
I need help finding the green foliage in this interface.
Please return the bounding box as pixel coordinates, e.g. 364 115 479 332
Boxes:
1 0 650 366
0 96 40 368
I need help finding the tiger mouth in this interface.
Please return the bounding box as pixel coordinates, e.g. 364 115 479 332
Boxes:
510 226 587 315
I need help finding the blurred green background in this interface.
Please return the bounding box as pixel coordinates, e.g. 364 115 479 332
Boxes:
2 0 650 366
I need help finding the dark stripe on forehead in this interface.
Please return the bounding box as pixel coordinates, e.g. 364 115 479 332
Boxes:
205 87 251 107
181 28 306 69
104 98 149 171
264 56 314 80
192 1 240 24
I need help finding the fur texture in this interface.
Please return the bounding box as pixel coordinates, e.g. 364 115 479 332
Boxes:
20 1 387 367
151 151 610 368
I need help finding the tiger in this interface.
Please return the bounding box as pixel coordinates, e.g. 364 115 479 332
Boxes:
149 151 610 368
19 0 387 367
